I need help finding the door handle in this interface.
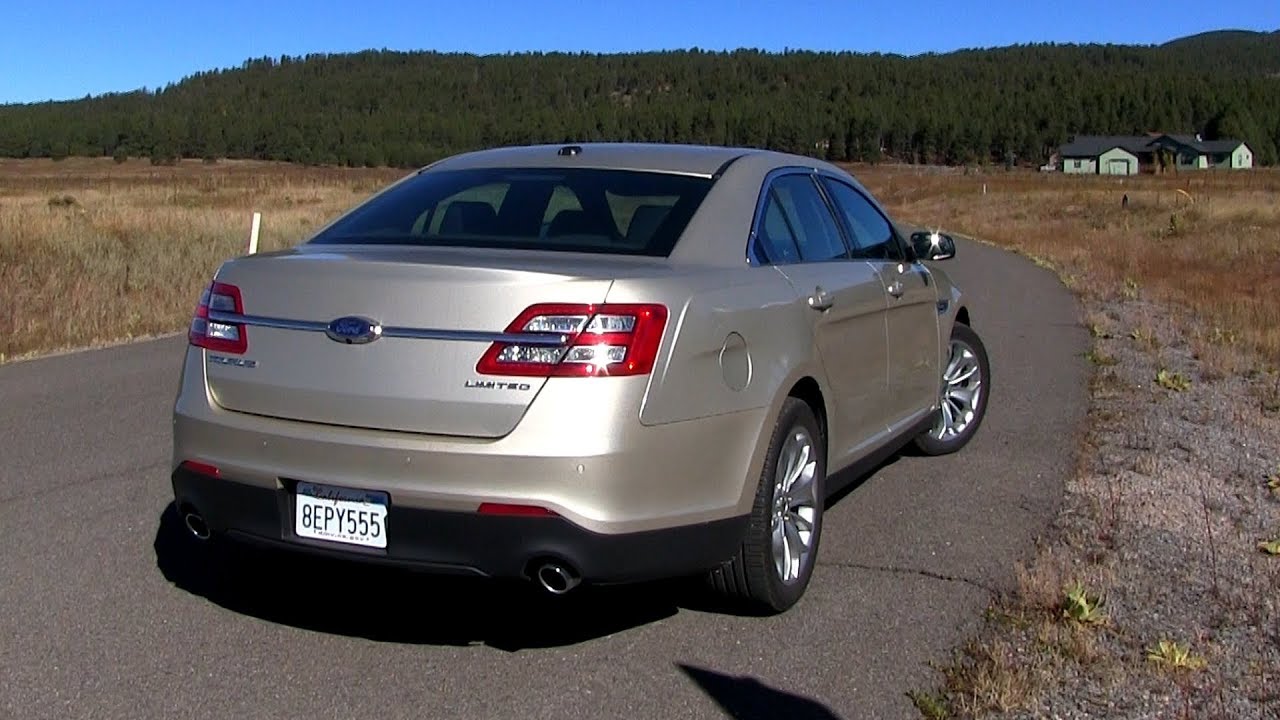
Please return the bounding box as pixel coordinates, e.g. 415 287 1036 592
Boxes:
807 287 834 311
887 280 905 298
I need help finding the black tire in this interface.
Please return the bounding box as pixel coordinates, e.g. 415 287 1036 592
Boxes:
913 323 990 456
708 397 825 614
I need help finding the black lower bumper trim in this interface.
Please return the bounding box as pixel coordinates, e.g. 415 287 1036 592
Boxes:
172 469 748 584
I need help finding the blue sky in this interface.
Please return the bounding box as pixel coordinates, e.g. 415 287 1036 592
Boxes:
2 0 1277 104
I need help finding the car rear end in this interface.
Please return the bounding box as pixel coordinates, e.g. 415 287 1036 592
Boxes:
171 154 768 587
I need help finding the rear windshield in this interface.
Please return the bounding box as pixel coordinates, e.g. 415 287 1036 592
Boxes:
308 168 715 257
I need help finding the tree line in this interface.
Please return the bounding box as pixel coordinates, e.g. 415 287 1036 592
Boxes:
1 30 1278 167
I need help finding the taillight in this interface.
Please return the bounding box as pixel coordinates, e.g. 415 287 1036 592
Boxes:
188 281 247 354
476 303 668 377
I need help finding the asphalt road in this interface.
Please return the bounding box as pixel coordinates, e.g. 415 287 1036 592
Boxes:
0 239 1088 720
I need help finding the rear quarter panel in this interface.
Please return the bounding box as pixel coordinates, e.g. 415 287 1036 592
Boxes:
606 267 829 512
605 267 815 426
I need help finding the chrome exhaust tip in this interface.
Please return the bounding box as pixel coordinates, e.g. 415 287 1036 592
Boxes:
534 562 581 595
183 511 211 541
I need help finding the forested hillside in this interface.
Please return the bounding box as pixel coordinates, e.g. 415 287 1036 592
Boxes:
1 31 1277 167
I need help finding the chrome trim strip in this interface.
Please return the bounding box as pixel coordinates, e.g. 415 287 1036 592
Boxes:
381 328 568 345
210 311 328 333
207 311 568 346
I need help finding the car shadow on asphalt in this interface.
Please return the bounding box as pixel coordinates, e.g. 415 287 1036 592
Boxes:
825 450 902 510
152 453 903 651
153 502 685 651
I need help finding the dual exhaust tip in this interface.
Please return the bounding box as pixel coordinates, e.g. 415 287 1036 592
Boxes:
181 506 581 595
182 509 211 541
533 561 582 595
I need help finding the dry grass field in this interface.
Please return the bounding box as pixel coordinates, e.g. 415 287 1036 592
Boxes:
2 158 1275 372
856 164 1280 373
0 158 402 360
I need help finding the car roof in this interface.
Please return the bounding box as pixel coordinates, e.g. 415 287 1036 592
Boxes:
424 142 783 178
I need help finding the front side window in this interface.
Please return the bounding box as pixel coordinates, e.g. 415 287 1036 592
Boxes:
752 173 849 264
820 178 902 262
310 168 713 257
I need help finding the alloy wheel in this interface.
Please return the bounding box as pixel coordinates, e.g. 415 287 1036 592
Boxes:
771 427 818 584
931 338 984 440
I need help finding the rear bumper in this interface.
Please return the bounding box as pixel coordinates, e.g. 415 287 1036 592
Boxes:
173 347 769 536
172 467 748 583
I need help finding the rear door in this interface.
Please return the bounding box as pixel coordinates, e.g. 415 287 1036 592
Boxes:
751 172 889 459
820 177 940 429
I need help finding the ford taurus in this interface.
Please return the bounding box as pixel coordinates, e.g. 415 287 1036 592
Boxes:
171 143 990 613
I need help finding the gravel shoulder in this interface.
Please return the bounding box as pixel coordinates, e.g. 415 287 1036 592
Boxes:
933 261 1280 719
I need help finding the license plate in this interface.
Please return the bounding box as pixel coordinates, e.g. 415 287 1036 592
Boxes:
294 482 389 549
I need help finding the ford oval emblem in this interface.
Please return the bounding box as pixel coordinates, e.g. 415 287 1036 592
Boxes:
325 316 382 345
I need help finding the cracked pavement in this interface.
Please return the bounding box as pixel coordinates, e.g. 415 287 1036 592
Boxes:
820 561 1000 595
0 238 1088 719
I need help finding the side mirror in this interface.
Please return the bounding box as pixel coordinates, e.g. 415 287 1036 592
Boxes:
910 231 957 261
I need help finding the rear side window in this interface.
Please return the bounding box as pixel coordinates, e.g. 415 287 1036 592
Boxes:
310 168 714 257
756 192 801 264
753 174 849 264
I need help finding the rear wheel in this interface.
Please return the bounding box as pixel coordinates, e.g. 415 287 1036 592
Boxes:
709 397 825 614
913 323 990 456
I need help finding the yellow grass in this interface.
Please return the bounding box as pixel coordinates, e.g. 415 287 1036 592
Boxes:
1 158 1277 368
0 158 402 360
852 164 1280 368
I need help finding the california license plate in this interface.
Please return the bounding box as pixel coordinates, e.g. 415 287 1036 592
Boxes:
294 482 389 549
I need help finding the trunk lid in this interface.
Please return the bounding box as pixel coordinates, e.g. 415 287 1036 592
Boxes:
203 246 658 437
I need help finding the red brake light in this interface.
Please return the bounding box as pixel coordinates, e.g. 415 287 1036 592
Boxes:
179 460 221 478
476 303 668 378
188 281 247 354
